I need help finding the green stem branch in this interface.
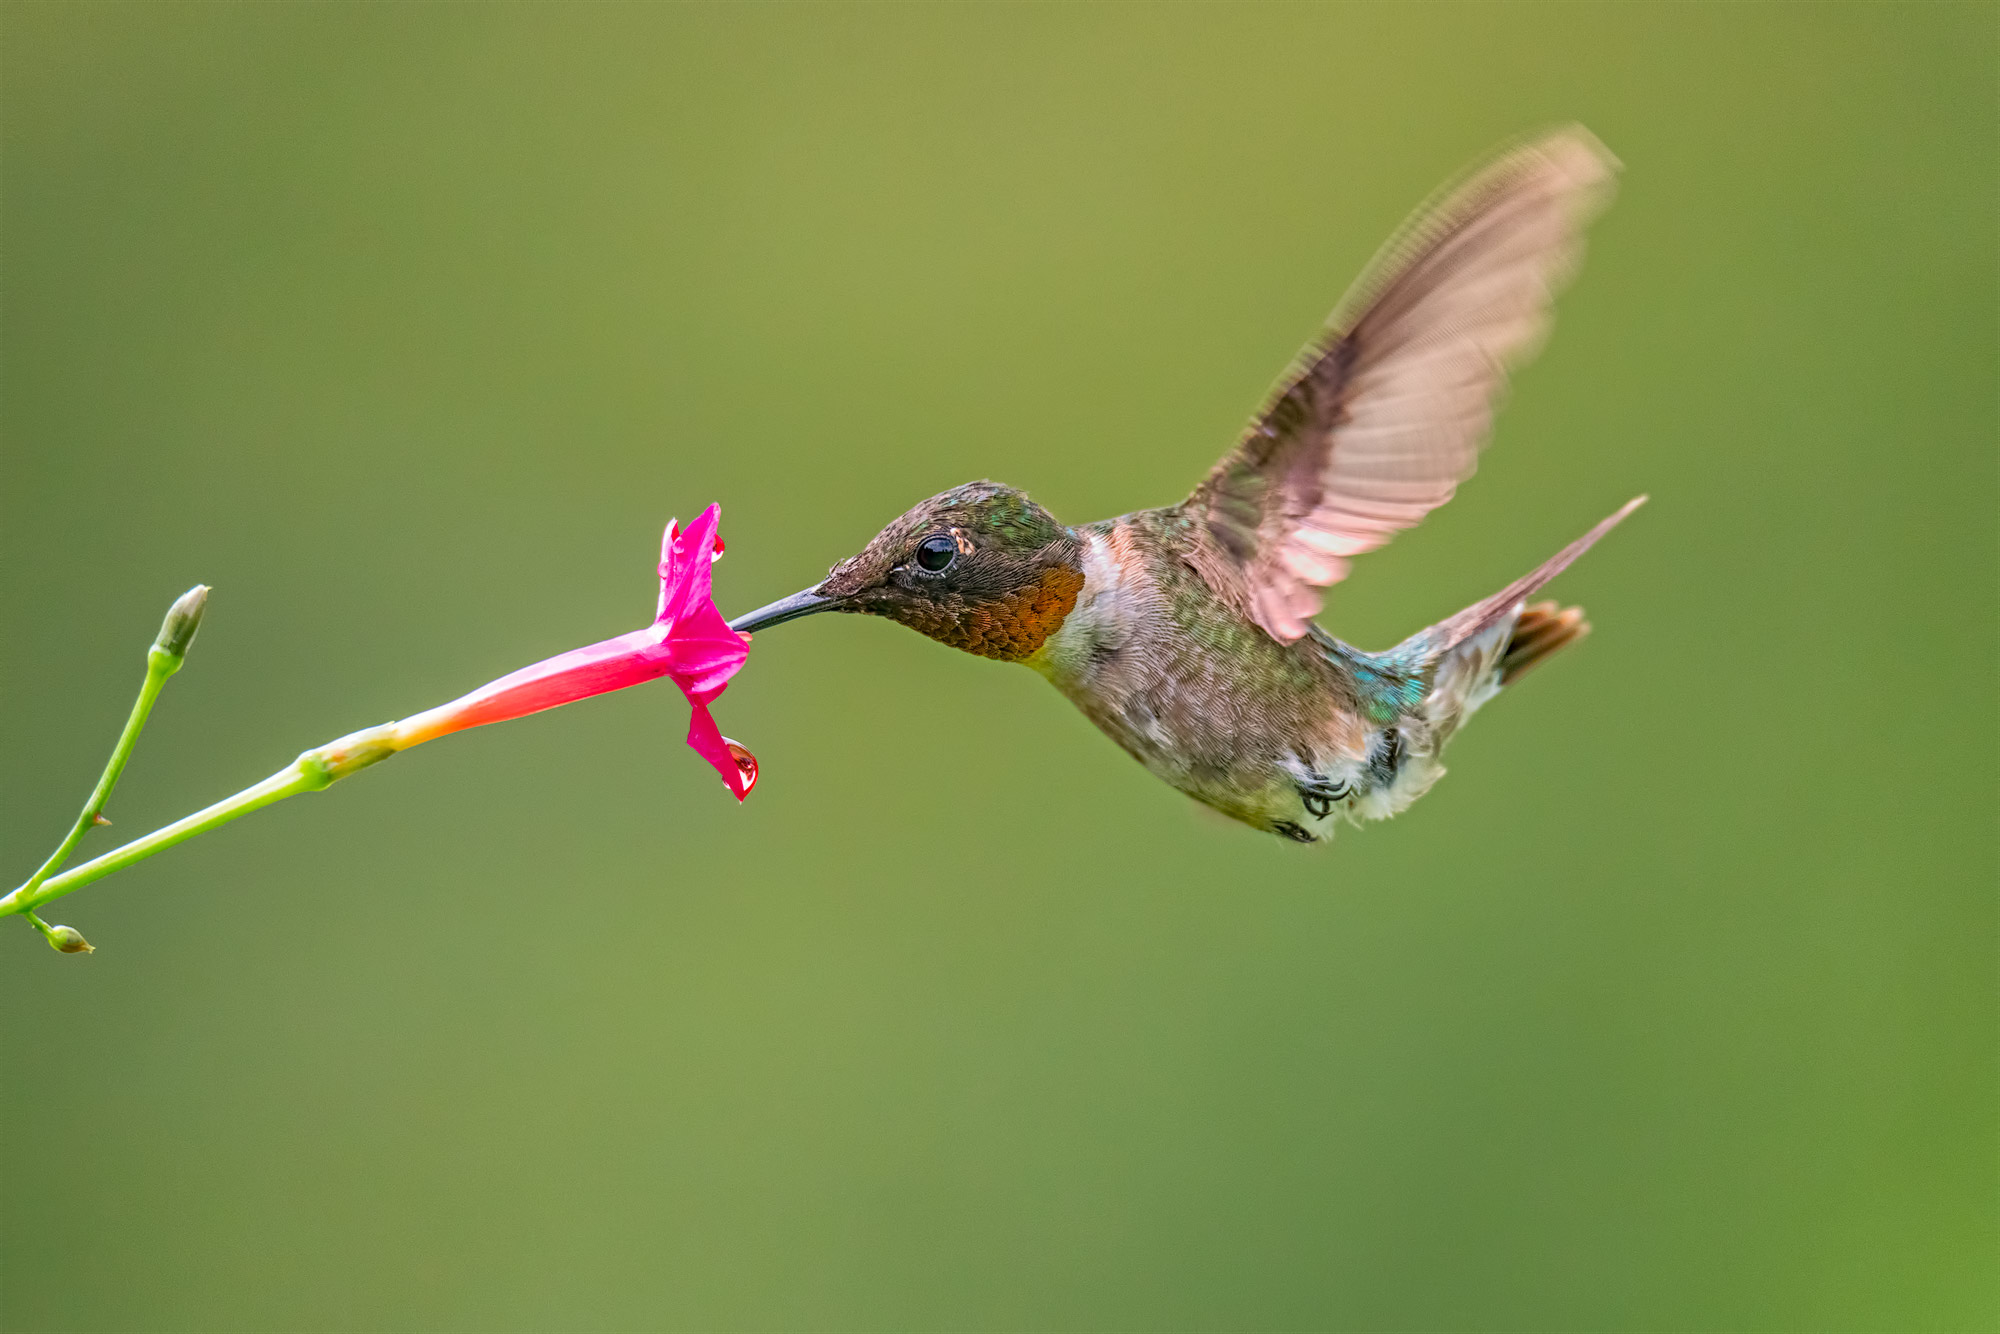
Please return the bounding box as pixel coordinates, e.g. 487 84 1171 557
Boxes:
16 647 180 901
14 586 210 915
2 722 398 922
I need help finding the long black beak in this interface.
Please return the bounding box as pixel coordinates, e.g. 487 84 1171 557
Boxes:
728 588 839 634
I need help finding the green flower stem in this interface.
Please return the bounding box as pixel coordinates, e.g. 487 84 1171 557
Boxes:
14 585 210 914
16 646 184 904
1 722 400 922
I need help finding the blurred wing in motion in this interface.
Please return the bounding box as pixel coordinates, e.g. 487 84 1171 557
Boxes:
1187 127 1620 643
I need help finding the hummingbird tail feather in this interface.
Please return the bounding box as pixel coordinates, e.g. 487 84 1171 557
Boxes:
1419 495 1645 663
1498 600 1591 684
1377 496 1643 740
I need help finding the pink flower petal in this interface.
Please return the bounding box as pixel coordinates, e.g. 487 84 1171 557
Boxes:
666 598 750 704
654 517 683 623
656 504 722 630
685 701 756 801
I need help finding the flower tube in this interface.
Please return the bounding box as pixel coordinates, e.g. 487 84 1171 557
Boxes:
388 504 757 797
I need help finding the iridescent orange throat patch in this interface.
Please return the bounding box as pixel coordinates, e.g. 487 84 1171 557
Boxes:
895 565 1085 662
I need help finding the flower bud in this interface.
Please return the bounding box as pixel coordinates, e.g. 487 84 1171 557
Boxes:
153 585 210 660
47 925 94 954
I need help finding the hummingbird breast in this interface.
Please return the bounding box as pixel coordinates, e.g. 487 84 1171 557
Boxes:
1026 509 1387 840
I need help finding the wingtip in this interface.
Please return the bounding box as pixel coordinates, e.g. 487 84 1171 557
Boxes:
1531 123 1624 179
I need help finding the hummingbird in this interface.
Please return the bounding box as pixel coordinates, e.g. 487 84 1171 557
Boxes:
729 126 1642 843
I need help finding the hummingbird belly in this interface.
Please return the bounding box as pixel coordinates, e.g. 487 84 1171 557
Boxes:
1027 522 1385 842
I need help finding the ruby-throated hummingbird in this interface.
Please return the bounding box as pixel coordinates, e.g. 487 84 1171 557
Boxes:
730 127 1643 843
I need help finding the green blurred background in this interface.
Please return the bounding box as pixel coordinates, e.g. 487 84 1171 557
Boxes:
2 4 1992 1329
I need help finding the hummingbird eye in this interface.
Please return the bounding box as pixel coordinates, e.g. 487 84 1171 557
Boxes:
914 534 957 573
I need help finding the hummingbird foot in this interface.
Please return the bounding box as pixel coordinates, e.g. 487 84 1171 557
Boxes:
1296 775 1353 821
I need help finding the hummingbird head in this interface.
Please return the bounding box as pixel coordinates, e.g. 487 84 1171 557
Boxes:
729 482 1085 662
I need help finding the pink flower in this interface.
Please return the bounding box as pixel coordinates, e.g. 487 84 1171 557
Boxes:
387 504 757 798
